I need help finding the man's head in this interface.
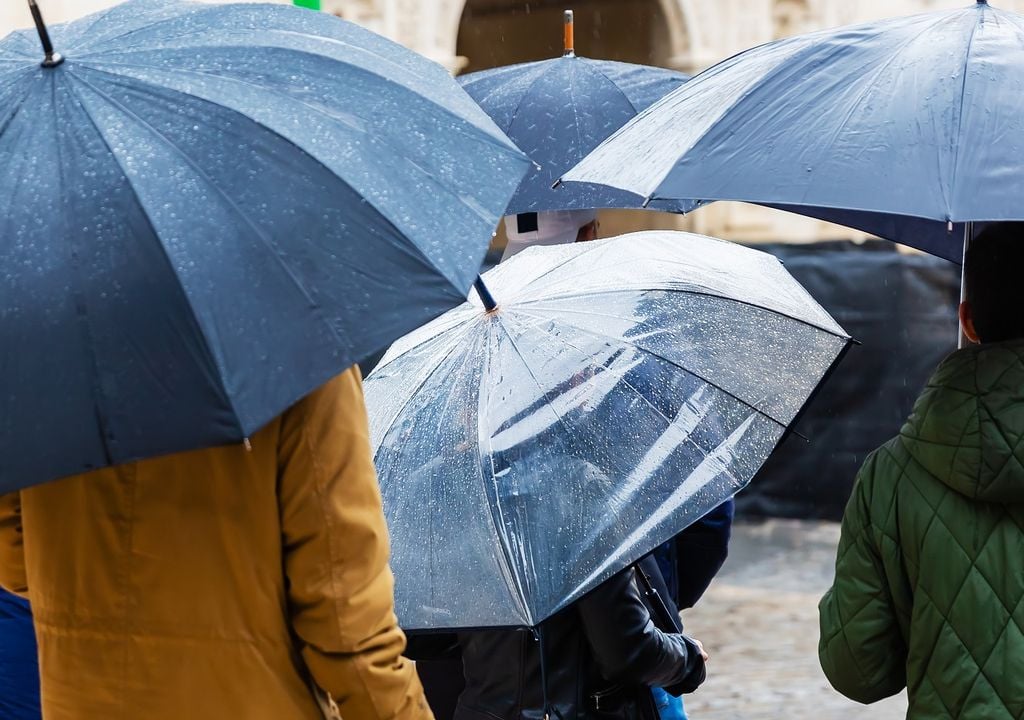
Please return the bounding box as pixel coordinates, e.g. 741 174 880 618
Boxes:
961 222 1024 344
501 209 599 261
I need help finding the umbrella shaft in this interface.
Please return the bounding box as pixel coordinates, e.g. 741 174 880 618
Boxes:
473 276 498 312
28 0 63 67
28 1 53 55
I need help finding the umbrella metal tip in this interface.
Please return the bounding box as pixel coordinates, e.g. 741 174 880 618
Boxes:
563 9 575 56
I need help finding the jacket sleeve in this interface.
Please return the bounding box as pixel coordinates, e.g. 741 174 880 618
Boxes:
0 492 27 597
818 452 907 704
277 368 432 720
577 565 705 693
673 498 734 609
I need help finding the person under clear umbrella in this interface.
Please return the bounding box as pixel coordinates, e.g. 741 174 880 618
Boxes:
411 210 709 720
0 369 432 720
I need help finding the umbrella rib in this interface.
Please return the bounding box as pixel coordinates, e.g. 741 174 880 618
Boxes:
511 306 792 429
587 61 651 115
77 60 513 291
67 73 365 364
521 287 848 338
566 65 587 164
948 7 984 214
502 60 564 140
60 78 246 437
76 66 450 289
58 3 127 49
465 60 547 129
64 3 222 55
787 13 955 208
84 41 522 160
372 324 479 452
486 314 592 623
504 310 678 428
474 331 536 627
48 75 119 465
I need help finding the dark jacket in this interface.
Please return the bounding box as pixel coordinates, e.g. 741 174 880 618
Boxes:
653 499 734 610
819 342 1024 718
449 557 705 720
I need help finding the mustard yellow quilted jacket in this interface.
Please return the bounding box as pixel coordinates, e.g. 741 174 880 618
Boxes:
0 368 432 720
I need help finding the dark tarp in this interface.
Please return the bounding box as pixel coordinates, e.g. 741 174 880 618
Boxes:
738 240 959 521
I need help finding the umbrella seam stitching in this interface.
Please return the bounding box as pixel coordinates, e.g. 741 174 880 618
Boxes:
75 60 512 292
62 74 248 432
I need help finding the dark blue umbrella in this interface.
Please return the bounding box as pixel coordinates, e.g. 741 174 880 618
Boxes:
0 0 528 492
565 1 1023 262
458 11 694 215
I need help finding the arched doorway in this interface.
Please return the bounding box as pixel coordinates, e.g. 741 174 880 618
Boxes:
455 0 694 249
456 0 680 73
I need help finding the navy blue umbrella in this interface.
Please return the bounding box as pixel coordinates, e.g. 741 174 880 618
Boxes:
0 0 528 491
565 1 1024 262
458 11 694 215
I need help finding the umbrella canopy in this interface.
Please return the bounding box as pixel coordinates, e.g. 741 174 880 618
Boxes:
459 11 692 214
0 0 528 492
365 231 851 630
563 0 1024 261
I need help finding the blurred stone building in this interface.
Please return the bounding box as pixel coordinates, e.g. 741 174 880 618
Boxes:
3 0 1016 242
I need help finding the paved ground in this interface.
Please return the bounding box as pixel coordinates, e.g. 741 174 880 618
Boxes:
682 520 908 719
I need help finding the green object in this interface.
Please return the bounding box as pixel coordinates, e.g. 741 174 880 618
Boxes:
293 0 320 9
819 341 1024 718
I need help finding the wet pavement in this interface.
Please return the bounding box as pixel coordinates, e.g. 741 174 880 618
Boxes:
682 519 908 719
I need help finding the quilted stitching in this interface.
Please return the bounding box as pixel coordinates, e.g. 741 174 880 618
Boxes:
820 341 1024 719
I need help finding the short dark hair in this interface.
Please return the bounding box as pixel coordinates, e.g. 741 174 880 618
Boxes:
964 222 1024 343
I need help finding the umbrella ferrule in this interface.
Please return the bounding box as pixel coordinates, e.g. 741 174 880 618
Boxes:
563 10 575 57
27 0 64 68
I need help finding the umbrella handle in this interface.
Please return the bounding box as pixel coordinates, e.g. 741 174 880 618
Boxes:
563 10 574 57
27 0 64 67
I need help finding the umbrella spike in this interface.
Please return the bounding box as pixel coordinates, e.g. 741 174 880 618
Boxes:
563 9 575 57
473 276 499 313
27 0 64 68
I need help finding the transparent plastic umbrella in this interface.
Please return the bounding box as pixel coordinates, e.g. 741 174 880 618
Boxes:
365 231 851 630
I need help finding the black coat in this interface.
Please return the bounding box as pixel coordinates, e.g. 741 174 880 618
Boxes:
428 557 705 720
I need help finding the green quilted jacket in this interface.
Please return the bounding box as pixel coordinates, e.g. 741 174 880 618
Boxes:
819 341 1024 719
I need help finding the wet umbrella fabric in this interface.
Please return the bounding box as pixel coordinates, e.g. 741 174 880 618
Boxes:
563 1 1024 261
365 232 851 630
0 1 528 492
459 56 694 214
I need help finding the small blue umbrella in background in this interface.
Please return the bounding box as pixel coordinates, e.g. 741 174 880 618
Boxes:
0 0 529 492
459 10 696 214
365 232 851 630
564 0 1024 262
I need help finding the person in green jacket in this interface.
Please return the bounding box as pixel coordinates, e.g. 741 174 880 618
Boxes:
819 222 1024 719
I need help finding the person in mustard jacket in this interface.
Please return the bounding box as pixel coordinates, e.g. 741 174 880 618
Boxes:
0 368 432 720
